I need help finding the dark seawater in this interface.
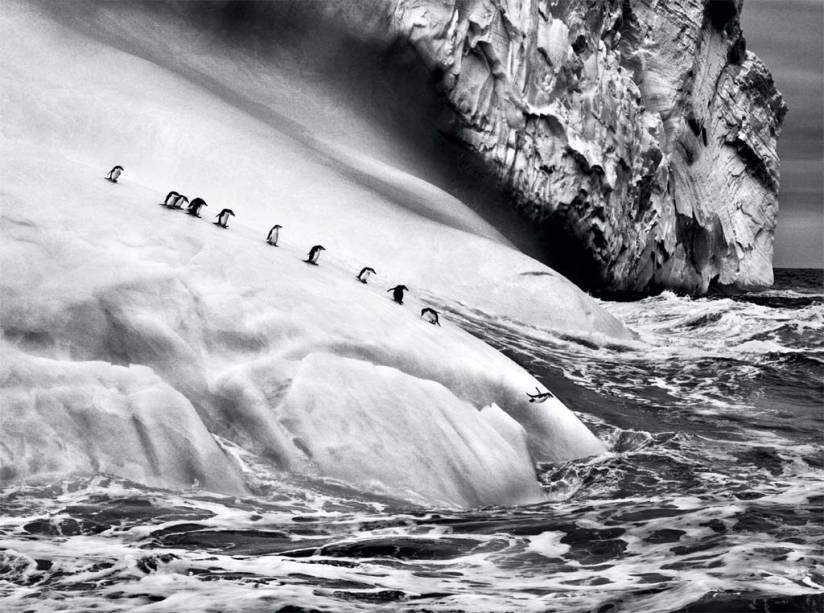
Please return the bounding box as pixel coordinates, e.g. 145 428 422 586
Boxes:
1 269 822 612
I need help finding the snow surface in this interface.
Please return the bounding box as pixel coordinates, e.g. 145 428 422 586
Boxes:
0 1 624 507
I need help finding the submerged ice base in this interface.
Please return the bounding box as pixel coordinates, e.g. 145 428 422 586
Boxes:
0 1 621 507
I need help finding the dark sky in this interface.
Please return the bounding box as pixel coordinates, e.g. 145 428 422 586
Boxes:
742 0 823 268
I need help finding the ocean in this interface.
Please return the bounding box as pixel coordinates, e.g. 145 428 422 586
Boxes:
1 269 821 612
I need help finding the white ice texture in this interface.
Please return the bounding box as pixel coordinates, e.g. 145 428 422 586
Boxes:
0 2 627 508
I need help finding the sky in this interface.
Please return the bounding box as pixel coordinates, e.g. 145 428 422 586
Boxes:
742 0 823 268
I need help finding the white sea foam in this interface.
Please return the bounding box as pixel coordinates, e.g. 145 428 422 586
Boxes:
526 531 570 558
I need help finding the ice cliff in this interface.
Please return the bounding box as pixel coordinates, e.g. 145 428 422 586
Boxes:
405 0 789 294
388 0 787 295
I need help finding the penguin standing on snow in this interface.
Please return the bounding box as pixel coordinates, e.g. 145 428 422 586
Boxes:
420 307 441 326
187 197 208 217
356 267 376 284
214 208 235 228
162 191 179 207
387 284 408 304
105 165 124 183
304 245 325 265
172 194 189 210
266 225 282 246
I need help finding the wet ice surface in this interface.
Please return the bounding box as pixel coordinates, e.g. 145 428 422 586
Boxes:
2 281 823 612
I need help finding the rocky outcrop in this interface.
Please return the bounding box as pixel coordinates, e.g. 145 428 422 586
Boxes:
389 0 786 295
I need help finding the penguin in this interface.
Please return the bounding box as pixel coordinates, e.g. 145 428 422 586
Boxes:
105 165 124 183
172 194 189 210
356 266 376 284
214 208 235 228
304 245 325 265
387 284 408 304
526 387 555 403
162 191 179 207
266 224 282 246
420 307 441 326
187 197 208 217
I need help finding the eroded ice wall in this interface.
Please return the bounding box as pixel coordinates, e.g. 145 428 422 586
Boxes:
388 0 787 295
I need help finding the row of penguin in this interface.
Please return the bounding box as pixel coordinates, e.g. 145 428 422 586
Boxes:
105 165 440 322
104 165 554 403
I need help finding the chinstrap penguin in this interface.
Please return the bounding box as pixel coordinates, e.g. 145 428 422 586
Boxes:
304 245 325 265
162 191 179 207
187 197 208 217
172 194 189 210
214 208 235 228
105 165 124 183
267 224 282 246
526 387 554 403
420 307 441 326
356 267 376 284
387 285 409 304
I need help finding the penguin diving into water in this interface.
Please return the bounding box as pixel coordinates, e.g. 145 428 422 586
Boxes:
266 225 282 246
187 197 208 217
304 245 325 265
356 267 376 284
214 208 235 228
105 165 124 183
420 307 441 326
162 191 179 207
526 387 554 403
387 285 409 304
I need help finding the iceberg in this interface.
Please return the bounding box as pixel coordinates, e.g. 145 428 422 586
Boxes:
0 1 622 507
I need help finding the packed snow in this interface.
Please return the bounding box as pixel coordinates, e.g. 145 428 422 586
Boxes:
0 1 629 507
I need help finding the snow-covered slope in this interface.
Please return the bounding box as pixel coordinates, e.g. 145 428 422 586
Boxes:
0 1 623 507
